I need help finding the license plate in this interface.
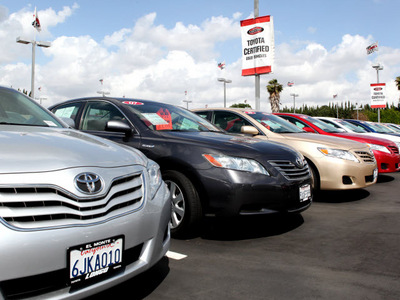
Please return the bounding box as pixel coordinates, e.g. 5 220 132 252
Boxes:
299 184 311 202
68 236 124 286
373 168 378 182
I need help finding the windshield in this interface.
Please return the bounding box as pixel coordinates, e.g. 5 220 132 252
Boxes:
337 119 368 133
302 115 342 133
121 100 221 132
367 121 396 133
246 111 305 133
0 88 63 127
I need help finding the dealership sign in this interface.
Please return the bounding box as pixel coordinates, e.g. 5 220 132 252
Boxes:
370 83 386 108
240 16 274 76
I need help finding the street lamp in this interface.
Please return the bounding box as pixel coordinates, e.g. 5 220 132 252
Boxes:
290 93 299 113
372 63 384 122
217 78 232 108
16 36 51 100
183 100 192 109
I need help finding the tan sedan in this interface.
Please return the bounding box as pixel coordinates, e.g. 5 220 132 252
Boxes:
192 108 378 191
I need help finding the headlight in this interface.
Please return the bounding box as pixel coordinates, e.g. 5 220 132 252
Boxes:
318 147 359 163
366 143 390 154
203 154 270 175
147 160 162 199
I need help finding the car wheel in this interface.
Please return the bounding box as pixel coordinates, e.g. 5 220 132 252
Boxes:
163 170 203 238
307 161 320 191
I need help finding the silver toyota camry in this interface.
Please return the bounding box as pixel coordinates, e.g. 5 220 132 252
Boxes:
0 86 170 299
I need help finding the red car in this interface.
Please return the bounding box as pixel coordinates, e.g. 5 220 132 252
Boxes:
275 113 400 174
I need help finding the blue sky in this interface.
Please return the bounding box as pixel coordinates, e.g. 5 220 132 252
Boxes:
1 0 399 110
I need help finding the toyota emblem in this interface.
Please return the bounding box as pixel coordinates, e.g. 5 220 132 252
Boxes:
295 157 305 169
75 173 103 194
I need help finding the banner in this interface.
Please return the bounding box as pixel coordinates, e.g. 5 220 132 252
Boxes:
240 16 274 76
366 42 378 55
370 83 386 108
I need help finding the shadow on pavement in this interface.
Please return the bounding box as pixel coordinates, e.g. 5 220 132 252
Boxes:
85 256 170 300
198 213 304 241
377 174 395 183
313 188 370 203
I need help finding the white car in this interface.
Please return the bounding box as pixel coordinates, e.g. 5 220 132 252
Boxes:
316 117 400 150
0 86 170 299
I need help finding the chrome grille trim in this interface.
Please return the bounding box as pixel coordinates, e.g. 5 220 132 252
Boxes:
269 159 310 181
354 151 376 163
0 172 144 230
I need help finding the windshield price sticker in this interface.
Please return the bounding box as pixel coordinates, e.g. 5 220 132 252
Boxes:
299 184 311 202
68 236 124 285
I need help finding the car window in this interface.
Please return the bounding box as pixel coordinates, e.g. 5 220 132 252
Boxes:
338 120 367 133
0 88 63 127
212 111 252 133
121 100 220 132
280 116 309 130
248 112 304 133
81 101 126 131
302 115 341 133
52 102 82 122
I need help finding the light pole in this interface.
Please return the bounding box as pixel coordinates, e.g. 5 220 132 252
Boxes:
290 93 299 113
183 100 192 109
218 78 232 108
16 37 51 100
372 63 384 122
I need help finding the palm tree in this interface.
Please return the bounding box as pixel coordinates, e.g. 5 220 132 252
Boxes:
267 79 283 113
395 76 400 90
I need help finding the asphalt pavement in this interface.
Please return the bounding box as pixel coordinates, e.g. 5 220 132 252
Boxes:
91 172 400 300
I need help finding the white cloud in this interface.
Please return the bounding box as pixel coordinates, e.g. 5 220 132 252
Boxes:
1 5 399 112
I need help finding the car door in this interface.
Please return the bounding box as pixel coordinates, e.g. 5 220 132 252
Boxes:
52 100 142 149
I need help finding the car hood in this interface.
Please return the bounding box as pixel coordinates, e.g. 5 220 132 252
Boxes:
274 132 364 150
330 132 395 146
1 126 147 173
158 131 302 161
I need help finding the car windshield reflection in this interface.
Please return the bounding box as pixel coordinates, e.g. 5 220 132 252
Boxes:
0 89 63 127
247 112 305 133
121 100 221 132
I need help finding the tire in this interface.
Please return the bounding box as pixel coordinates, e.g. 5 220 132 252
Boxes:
307 161 320 192
163 170 203 238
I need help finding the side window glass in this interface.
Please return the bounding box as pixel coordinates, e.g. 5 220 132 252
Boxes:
82 101 125 131
213 111 251 133
52 103 81 123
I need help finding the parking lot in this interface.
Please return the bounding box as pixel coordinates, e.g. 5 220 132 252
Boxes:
89 172 400 300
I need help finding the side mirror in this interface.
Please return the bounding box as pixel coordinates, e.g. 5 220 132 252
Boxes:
302 126 315 133
241 125 259 135
106 120 132 136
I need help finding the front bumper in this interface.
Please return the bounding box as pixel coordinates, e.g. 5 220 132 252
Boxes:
0 182 170 300
196 168 312 217
314 156 378 190
373 151 400 173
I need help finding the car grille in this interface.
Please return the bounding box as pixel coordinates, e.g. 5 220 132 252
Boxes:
269 159 310 181
388 145 399 154
354 151 376 163
0 173 144 230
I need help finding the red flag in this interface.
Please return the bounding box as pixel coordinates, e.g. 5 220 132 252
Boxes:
32 7 41 32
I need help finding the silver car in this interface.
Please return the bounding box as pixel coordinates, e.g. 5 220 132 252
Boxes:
0 86 170 299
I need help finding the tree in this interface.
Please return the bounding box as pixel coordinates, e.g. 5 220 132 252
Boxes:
266 79 283 113
230 103 252 108
395 76 400 90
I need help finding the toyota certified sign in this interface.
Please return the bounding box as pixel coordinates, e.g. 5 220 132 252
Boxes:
240 15 274 76
370 83 386 108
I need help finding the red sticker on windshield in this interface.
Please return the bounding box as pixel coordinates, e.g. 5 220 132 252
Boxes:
123 101 143 105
